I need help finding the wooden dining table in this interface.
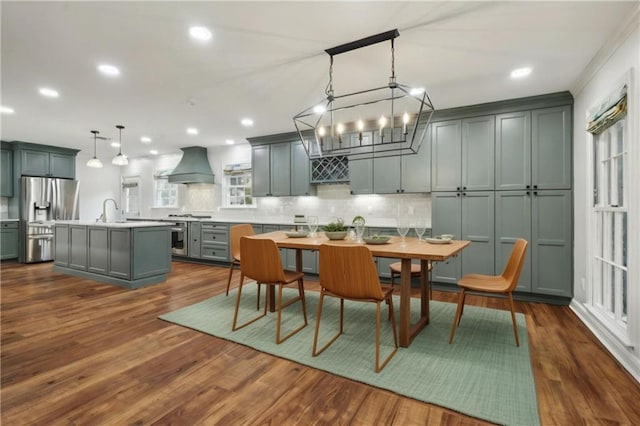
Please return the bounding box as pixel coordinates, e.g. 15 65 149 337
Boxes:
252 231 471 347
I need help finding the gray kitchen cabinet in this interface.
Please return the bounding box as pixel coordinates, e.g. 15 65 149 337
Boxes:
495 189 572 297
290 141 316 196
372 156 401 194
285 248 318 274
251 142 292 197
400 128 431 193
431 191 495 284
349 158 373 194
69 225 87 270
189 221 201 259
200 222 229 261
108 229 131 279
87 227 108 274
252 145 271 197
1 146 13 197
496 106 571 190
431 116 495 192
1 222 19 260
53 223 70 266
21 149 76 179
251 224 263 235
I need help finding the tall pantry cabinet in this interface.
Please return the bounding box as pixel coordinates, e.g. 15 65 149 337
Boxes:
430 92 573 301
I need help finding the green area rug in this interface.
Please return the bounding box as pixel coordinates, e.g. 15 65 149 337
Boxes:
159 285 540 426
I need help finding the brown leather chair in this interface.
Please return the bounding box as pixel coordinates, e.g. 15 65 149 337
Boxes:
314 243 398 372
449 239 528 346
232 236 307 344
226 224 255 296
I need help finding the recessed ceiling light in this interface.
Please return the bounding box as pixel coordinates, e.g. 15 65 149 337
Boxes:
39 87 59 98
187 127 199 135
225 139 235 145
150 149 159 155
189 26 212 41
97 64 120 77
110 141 120 148
140 136 152 143
241 118 254 127
510 67 532 79
1 106 15 114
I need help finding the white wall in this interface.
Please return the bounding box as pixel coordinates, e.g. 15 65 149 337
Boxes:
75 156 122 221
571 8 640 382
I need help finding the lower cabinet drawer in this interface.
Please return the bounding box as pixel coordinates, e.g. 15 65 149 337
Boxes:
201 244 229 261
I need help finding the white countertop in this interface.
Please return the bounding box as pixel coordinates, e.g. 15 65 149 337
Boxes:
55 220 171 228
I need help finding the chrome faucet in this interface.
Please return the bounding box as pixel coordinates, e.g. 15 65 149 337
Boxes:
101 198 119 223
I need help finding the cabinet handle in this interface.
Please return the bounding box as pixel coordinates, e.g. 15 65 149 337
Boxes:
456 193 460 197
462 192 467 196
526 185 530 189
401 189 405 193
526 191 530 196
456 187 461 191
533 185 538 189
350 190 354 195
533 191 538 196
463 186 467 190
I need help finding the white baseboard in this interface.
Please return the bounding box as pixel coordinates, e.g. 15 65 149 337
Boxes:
570 300 640 384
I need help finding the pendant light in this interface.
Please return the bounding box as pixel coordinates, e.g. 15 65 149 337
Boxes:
86 130 103 168
112 124 128 166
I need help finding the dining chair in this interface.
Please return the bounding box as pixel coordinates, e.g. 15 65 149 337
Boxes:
314 243 398 372
232 236 307 344
389 261 433 298
227 224 263 309
449 239 528 346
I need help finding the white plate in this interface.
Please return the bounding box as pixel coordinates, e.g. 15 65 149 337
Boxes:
285 231 309 238
424 237 452 244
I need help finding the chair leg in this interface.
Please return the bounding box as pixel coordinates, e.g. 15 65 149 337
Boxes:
232 274 267 332
226 260 239 296
256 283 261 310
313 291 344 356
275 281 308 344
298 278 308 324
457 291 467 326
375 298 398 373
449 288 466 344
507 292 520 347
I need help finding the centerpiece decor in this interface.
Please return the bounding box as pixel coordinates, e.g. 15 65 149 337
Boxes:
323 218 348 240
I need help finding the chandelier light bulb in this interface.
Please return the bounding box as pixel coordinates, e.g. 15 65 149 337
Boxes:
112 125 128 166
402 112 410 134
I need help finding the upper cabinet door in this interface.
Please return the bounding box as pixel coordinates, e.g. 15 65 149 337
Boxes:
21 150 50 177
269 142 291 196
49 153 75 179
495 111 531 190
251 145 270 197
401 127 431 193
290 141 316 196
373 155 401 194
462 116 495 191
431 120 462 191
532 106 572 190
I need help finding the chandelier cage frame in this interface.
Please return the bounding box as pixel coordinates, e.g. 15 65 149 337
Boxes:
293 29 435 160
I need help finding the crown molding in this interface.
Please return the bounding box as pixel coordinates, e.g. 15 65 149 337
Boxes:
572 4 640 96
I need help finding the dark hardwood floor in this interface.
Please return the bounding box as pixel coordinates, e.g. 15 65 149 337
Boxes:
1 261 639 425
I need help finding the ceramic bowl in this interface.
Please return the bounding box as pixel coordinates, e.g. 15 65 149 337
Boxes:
324 231 348 240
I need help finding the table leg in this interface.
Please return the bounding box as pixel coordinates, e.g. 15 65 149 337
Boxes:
399 258 411 347
420 259 430 323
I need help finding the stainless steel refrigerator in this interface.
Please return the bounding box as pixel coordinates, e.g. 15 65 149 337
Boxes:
20 177 80 263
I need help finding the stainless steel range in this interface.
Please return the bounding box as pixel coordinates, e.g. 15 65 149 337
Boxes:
170 221 188 256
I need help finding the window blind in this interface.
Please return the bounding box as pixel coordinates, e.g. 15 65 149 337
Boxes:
587 84 627 135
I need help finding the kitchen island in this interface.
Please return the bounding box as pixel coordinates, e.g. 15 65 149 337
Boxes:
53 221 172 289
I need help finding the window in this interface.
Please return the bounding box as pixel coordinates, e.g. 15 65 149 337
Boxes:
154 169 179 208
590 108 628 340
121 176 141 218
222 163 254 207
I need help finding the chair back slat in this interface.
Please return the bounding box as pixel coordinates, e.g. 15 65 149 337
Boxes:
319 244 384 300
230 224 255 261
502 239 529 291
240 236 285 283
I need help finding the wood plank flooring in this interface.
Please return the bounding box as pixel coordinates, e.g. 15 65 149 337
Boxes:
1 261 639 425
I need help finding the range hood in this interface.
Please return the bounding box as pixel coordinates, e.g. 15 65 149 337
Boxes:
168 146 215 184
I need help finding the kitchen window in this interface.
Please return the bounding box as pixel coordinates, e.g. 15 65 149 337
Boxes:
154 169 179 208
223 163 254 207
121 176 141 217
588 82 629 345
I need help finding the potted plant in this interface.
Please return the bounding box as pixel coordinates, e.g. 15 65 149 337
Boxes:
323 218 348 240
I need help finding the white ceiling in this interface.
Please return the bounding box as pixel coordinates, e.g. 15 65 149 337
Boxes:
1 1 635 160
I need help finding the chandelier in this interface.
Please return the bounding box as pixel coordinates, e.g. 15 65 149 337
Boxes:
293 29 434 160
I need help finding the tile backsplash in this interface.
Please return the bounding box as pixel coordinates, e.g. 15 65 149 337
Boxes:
212 184 431 227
